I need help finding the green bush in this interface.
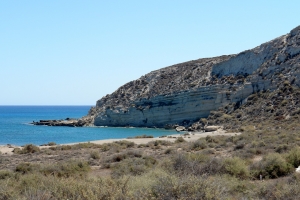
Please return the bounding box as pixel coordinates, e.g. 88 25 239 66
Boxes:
286 147 300 167
221 157 249 179
252 153 293 178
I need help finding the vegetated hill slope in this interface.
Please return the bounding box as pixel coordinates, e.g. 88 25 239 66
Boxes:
84 25 300 129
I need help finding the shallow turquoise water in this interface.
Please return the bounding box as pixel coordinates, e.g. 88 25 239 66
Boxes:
0 106 175 146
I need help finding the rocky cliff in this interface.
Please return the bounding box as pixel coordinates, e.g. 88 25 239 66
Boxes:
83 26 300 129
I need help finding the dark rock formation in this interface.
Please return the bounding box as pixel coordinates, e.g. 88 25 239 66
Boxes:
32 118 92 127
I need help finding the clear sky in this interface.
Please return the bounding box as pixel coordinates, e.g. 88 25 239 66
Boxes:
1 1 299 105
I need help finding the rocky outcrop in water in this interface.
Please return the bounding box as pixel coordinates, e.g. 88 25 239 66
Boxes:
31 118 92 127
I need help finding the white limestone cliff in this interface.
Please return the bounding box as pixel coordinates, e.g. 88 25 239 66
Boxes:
87 26 300 128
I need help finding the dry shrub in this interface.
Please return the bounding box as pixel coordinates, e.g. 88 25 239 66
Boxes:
54 145 72 151
256 175 300 199
14 144 40 154
126 150 143 158
164 148 174 154
0 170 13 180
111 156 157 178
172 153 209 176
157 140 172 146
47 142 56 146
151 174 228 199
175 137 186 143
110 153 127 162
15 163 39 174
190 140 207 151
40 160 90 178
90 151 101 160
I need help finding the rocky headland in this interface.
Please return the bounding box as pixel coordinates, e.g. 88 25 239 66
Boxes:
34 26 300 130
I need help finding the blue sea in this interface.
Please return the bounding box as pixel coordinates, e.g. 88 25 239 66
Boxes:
0 106 175 146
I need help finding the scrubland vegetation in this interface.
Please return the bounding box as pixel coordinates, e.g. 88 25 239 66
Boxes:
1 128 300 199
1 85 300 199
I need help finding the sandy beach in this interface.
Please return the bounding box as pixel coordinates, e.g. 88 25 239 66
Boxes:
0 129 241 155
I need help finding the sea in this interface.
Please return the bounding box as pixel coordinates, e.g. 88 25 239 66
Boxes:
0 106 176 146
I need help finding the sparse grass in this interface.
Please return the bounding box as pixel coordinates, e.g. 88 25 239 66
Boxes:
113 140 135 148
127 134 154 139
147 140 172 147
40 141 57 146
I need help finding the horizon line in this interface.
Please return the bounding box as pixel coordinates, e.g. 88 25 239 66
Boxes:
0 105 94 106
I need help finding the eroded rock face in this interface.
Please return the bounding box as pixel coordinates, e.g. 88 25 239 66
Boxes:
86 26 300 128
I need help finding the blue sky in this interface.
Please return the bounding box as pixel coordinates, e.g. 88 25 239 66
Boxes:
1 1 299 105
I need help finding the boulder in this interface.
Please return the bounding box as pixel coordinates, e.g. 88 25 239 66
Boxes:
205 126 221 132
176 126 186 132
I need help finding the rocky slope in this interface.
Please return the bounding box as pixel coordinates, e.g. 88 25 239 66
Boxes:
34 26 300 129
82 25 300 129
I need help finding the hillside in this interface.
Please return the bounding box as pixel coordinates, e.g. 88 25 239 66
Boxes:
33 26 300 128
81 25 300 129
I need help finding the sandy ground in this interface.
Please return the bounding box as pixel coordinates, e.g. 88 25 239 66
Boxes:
0 129 241 155
0 145 17 155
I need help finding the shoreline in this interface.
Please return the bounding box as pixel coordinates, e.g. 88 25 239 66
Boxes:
0 129 241 155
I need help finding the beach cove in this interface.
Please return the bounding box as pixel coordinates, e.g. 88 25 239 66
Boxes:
0 129 241 154
0 106 176 146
